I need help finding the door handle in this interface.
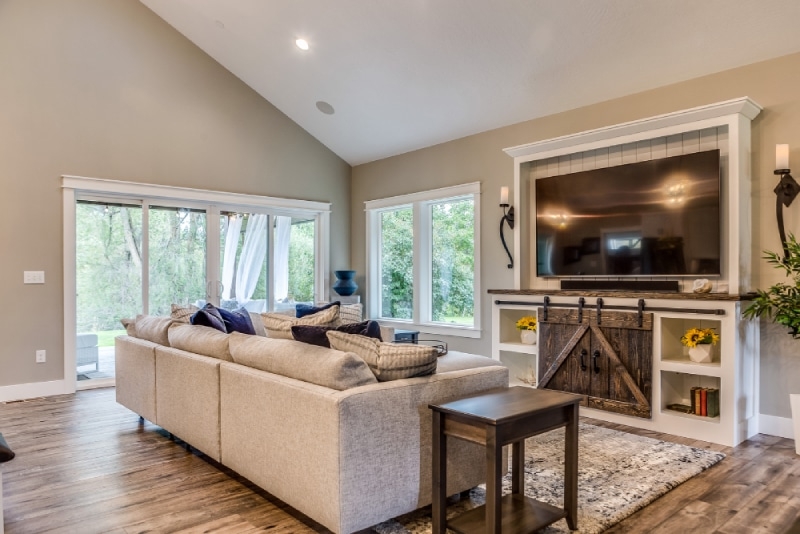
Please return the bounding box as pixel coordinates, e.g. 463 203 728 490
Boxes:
579 349 588 371
593 349 601 374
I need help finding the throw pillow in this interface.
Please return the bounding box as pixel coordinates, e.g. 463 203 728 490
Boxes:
170 303 199 323
168 323 233 362
190 303 227 333
261 304 339 339
120 317 137 337
217 307 256 335
338 303 363 325
291 320 382 348
296 300 340 318
132 315 174 346
326 331 438 381
228 332 377 390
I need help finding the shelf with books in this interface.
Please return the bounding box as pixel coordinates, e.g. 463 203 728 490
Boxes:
660 359 722 377
661 370 721 421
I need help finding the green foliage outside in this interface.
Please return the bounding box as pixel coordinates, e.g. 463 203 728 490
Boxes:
431 199 474 324
379 199 475 324
381 208 414 319
287 220 315 303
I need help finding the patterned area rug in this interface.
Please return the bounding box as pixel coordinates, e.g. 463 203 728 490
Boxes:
373 423 725 534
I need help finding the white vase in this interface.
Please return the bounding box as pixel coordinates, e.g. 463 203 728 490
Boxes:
791 393 800 455
520 330 536 345
688 344 713 363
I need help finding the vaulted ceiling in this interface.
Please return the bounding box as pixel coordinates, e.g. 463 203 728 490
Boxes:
140 0 800 165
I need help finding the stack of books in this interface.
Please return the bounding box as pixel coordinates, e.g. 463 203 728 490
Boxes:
690 387 720 417
665 387 720 417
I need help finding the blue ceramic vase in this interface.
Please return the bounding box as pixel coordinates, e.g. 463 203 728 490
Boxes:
332 270 358 296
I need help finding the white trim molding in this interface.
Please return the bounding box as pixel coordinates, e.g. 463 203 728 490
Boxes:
0 380 71 403
758 413 794 440
365 182 482 337
503 97 762 293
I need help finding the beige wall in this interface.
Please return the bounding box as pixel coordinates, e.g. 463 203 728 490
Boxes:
0 0 351 388
352 52 800 418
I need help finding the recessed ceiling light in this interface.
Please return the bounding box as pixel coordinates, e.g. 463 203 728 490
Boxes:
295 38 309 51
316 101 335 115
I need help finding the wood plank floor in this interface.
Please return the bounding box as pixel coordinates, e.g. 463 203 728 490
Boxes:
1 388 798 533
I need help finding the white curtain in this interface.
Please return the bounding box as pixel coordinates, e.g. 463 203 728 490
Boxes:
273 216 292 302
235 214 268 304
221 214 243 300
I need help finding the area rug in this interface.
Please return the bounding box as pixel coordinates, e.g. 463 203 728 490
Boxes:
372 422 725 534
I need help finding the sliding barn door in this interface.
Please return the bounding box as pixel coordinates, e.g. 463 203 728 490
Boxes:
538 307 653 418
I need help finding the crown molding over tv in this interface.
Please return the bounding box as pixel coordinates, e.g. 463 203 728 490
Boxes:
536 149 721 277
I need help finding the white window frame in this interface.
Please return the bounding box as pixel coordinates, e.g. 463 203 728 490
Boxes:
365 182 481 338
63 175 330 392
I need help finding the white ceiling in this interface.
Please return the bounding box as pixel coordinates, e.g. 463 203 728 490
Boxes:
140 0 800 166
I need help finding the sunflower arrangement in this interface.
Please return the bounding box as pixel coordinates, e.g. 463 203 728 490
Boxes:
680 327 719 348
515 316 537 332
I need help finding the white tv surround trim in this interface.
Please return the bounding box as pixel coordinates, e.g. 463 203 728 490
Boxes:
503 96 762 294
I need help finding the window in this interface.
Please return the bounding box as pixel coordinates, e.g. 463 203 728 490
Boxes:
366 183 480 337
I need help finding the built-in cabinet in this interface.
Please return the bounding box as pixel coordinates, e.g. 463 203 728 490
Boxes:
490 290 758 447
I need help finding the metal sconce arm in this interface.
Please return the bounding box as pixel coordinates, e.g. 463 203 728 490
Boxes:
500 204 514 269
774 169 800 259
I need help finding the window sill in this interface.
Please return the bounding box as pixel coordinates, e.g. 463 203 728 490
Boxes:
376 320 482 339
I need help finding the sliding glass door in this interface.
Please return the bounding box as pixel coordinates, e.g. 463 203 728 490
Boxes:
75 200 143 382
220 211 269 313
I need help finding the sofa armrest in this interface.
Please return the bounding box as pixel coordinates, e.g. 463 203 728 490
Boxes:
115 336 158 424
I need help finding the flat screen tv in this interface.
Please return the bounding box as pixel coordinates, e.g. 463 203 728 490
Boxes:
535 149 721 277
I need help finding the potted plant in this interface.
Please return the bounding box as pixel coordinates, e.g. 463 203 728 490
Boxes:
743 234 800 338
744 233 800 454
516 316 537 345
680 327 719 363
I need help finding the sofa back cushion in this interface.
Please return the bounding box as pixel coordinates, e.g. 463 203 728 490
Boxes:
228 332 377 390
326 331 438 381
260 305 340 339
121 315 174 346
168 323 233 362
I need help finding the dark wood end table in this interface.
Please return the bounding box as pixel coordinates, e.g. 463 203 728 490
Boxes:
430 386 581 534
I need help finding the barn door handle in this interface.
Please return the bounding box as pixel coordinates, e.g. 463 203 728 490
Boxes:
592 350 601 374
579 349 588 371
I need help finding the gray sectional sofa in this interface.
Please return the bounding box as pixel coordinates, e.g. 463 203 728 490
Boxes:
115 324 508 533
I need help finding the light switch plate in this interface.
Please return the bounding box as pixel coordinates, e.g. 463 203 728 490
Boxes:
36 350 46 363
24 271 45 284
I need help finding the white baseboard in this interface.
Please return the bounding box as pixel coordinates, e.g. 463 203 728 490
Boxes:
758 413 795 440
0 380 72 403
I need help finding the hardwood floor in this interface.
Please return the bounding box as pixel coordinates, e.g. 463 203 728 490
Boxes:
1 389 798 533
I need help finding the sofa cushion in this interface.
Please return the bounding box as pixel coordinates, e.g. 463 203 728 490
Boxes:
191 304 227 333
326 331 438 381
129 315 174 346
291 320 382 348
260 305 340 339
168 323 233 362
171 303 199 323
249 312 267 337
296 300 339 318
228 332 377 390
218 307 256 335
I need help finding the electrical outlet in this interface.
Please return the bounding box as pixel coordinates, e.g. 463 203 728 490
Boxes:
35 350 46 363
24 271 45 284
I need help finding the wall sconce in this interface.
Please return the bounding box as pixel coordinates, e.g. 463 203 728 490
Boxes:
774 144 800 259
500 186 514 269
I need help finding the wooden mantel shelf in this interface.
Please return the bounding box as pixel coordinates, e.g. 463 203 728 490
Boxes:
487 289 754 301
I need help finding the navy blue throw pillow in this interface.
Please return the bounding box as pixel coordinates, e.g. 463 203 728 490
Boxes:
296 301 340 318
190 303 227 333
291 320 382 348
218 307 256 335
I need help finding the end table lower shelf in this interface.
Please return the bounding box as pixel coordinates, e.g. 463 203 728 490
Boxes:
448 494 567 534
